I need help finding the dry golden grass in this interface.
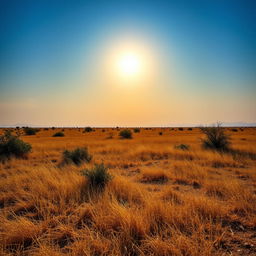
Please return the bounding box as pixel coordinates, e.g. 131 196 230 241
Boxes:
0 127 256 255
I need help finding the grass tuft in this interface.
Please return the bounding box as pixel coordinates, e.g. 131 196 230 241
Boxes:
62 147 92 165
82 163 112 190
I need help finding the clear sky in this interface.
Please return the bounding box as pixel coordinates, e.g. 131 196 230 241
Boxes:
0 0 255 127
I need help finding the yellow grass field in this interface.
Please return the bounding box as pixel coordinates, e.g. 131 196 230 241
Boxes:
0 127 256 256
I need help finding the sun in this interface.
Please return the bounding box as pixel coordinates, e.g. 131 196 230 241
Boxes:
117 52 141 77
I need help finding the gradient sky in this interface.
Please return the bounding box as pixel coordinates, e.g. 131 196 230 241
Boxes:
0 0 255 126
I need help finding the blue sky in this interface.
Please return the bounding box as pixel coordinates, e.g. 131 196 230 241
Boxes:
0 0 255 126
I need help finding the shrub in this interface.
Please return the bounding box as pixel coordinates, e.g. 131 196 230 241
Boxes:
62 147 92 166
188 128 193 131
119 129 132 139
84 127 93 132
178 128 183 131
159 132 163 135
82 163 112 190
0 131 31 161
23 127 39 135
174 144 190 150
134 128 140 133
200 123 230 152
53 132 64 137
231 128 238 132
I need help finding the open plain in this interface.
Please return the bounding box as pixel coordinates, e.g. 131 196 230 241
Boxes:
0 127 256 256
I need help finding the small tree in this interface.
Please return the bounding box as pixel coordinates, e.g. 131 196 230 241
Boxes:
0 131 31 161
119 129 132 139
200 123 230 152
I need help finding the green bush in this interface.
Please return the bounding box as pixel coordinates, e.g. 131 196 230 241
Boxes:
82 163 112 190
119 129 132 139
62 147 92 166
23 127 39 135
200 124 230 152
53 132 65 137
84 127 93 132
133 128 140 133
0 131 31 161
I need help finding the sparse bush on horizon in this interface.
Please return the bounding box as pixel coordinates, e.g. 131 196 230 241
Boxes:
134 128 140 133
119 129 132 139
53 131 64 137
200 123 230 152
82 163 112 190
23 127 39 135
62 147 92 165
0 130 31 161
84 127 93 133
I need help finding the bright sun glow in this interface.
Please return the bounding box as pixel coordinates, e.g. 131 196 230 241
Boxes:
103 38 157 86
117 53 141 77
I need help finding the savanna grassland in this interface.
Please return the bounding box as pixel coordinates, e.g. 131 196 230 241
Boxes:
0 127 256 256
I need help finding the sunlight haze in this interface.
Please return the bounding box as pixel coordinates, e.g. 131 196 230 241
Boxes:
0 0 255 126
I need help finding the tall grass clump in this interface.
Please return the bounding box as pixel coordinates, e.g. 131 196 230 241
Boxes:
82 163 112 190
23 127 39 135
62 147 92 165
53 131 64 137
200 123 230 152
0 131 31 161
119 129 132 139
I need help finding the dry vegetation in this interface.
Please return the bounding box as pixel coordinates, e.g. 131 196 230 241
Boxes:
0 127 256 255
